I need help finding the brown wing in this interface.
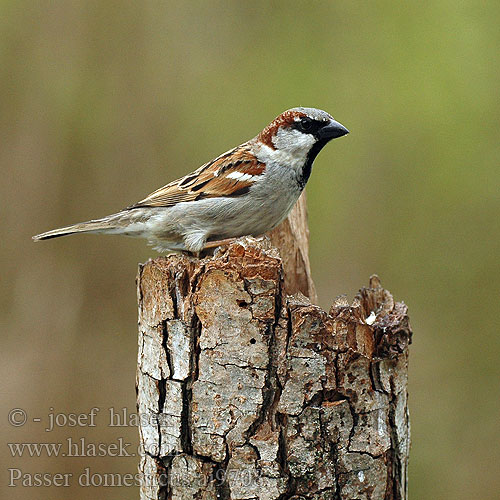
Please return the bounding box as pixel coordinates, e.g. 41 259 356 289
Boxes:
126 145 265 210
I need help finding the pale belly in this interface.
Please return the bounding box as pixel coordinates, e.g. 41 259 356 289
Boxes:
146 186 302 251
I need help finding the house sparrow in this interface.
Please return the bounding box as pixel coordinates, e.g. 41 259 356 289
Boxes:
33 107 348 254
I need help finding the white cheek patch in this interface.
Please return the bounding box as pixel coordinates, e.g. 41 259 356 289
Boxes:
225 171 258 182
272 127 316 152
257 127 317 173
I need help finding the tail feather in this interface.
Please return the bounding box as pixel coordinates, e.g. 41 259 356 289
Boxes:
32 217 119 241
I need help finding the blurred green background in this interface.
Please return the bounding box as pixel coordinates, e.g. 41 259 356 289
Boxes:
1 1 499 499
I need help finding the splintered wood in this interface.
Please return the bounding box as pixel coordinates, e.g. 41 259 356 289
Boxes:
136 239 411 500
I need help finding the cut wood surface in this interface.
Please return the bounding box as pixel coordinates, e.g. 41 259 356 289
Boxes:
136 198 412 500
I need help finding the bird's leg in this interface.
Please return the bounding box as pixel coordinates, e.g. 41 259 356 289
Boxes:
203 238 236 249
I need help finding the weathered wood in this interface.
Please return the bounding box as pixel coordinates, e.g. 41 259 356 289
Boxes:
268 192 317 303
136 205 411 500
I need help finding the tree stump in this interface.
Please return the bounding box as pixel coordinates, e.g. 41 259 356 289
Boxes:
136 196 412 500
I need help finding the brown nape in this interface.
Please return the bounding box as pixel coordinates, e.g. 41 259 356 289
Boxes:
256 109 307 149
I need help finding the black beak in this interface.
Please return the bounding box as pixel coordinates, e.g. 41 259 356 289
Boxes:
318 119 349 140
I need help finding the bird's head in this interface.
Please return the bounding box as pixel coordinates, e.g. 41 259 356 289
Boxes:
258 107 348 151
256 107 349 184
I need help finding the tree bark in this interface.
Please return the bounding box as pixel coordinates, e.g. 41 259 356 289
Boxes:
136 197 412 500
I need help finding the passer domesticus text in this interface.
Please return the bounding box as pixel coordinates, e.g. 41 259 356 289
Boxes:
33 107 348 253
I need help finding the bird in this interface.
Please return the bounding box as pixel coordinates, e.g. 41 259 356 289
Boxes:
33 107 349 254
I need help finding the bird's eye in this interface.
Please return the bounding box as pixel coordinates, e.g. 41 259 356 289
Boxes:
298 116 313 132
